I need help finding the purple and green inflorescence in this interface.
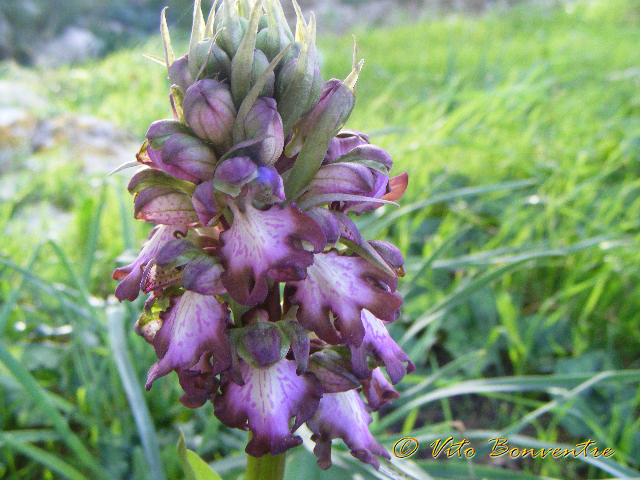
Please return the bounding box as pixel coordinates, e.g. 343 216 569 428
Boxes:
113 0 412 470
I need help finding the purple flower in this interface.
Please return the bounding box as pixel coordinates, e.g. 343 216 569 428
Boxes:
114 1 413 471
350 309 415 384
306 389 389 469
146 291 232 390
214 359 322 456
362 367 399 411
113 225 185 301
219 199 325 306
287 250 402 345
146 132 217 184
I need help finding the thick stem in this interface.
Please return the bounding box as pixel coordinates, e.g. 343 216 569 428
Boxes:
245 452 286 480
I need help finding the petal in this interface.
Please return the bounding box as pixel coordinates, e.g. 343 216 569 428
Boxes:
151 133 217 184
146 291 232 389
214 156 257 187
307 389 389 470
177 354 219 408
305 207 341 244
287 250 402 346
134 186 198 225
308 350 360 393
325 130 369 162
113 225 185 301
214 359 322 456
181 255 226 295
192 180 219 226
305 162 375 196
368 240 404 271
350 310 415 384
362 367 399 411
220 200 325 306
381 172 408 202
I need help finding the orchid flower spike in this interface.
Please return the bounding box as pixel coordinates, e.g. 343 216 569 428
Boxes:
113 0 411 470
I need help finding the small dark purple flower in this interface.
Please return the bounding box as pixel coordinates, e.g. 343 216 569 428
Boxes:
362 367 399 411
113 225 185 301
350 309 415 384
306 389 389 470
147 132 217 184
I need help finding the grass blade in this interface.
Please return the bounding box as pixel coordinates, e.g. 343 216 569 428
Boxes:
0 433 87 480
0 340 109 478
107 305 166 480
376 370 640 430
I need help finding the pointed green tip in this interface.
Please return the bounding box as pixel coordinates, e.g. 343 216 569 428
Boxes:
344 58 364 92
161 6 175 68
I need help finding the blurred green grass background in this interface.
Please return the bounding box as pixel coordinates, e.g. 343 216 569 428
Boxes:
1 0 639 479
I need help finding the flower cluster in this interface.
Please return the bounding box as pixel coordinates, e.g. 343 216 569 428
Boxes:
113 0 412 470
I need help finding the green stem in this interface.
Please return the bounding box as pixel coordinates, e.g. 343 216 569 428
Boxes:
245 452 286 480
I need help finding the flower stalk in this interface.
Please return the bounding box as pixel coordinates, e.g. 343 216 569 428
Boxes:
246 449 286 480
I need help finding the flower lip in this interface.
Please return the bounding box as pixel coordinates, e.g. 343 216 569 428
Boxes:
214 358 322 457
145 291 232 390
219 200 326 306
307 389 389 470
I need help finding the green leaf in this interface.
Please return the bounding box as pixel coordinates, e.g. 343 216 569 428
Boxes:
178 430 223 480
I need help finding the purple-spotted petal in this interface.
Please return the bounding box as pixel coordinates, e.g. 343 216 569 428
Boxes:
287 250 402 346
140 261 182 294
146 291 232 389
350 310 415 384
362 367 399 411
220 200 325 306
134 186 198 225
307 389 389 470
113 225 184 301
214 359 322 456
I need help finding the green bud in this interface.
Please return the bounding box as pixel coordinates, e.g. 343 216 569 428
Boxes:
191 38 232 81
